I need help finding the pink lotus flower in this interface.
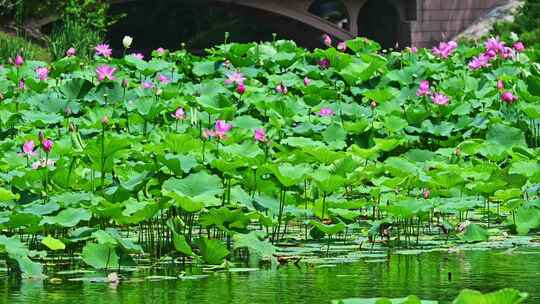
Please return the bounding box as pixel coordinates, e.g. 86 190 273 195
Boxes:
95 65 117 81
254 128 266 142
158 74 170 84
131 53 144 60
19 79 25 90
431 93 449 105
225 71 246 85
36 67 49 81
215 120 232 136
409 46 418 53
497 80 505 90
95 44 112 57
66 47 76 57
501 47 515 60
203 129 216 139
337 42 347 52
432 41 458 58
275 84 288 94
22 140 37 157
142 81 153 89
236 83 246 94
323 34 332 47
318 107 334 117
155 47 166 56
501 91 517 103
319 58 330 69
485 37 505 54
14 54 24 67
32 159 55 170
172 107 185 120
468 54 491 70
416 80 430 96
42 139 53 153
513 41 525 52
304 77 311 86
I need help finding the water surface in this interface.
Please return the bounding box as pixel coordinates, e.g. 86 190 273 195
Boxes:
2 249 540 304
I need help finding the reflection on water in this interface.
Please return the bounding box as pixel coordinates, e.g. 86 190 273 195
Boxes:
1 249 540 304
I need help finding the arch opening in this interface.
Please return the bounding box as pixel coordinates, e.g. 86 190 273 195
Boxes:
106 0 330 54
357 0 409 49
308 0 350 30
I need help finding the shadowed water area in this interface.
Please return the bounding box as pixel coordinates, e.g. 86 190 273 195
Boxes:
1 249 540 304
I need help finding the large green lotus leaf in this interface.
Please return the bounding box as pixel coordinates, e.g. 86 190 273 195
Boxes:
231 115 263 129
192 61 217 77
461 223 489 242
233 231 276 259
50 192 93 207
81 243 119 269
385 200 430 219
194 238 229 265
173 233 193 256
309 220 346 235
303 147 341 165
162 171 223 212
323 123 347 144
164 133 201 154
384 115 408 133
312 169 344 193
92 230 118 246
135 97 164 120
0 236 44 278
40 208 92 227
15 255 44 278
486 124 526 149
41 236 65 251
86 81 124 105
22 201 60 216
282 137 324 148
0 187 19 201
513 207 540 235
518 102 540 119
60 78 93 100
373 138 403 152
158 153 198 175
105 228 144 254
267 163 310 187
345 36 381 54
221 142 264 159
22 111 63 125
362 87 399 103
452 288 527 304
385 157 418 176
9 212 41 228
143 59 174 75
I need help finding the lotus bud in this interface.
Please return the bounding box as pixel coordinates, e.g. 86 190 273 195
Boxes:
38 131 45 142
64 107 72 116
122 36 133 49
156 88 163 96
454 148 461 157
42 139 53 153
101 115 110 126
423 189 430 199
370 100 378 109
122 79 129 88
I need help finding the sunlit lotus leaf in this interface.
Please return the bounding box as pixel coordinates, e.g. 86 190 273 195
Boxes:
194 237 229 265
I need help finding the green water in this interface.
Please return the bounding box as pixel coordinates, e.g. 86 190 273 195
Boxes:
1 249 540 304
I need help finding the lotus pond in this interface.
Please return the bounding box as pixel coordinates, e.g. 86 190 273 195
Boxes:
2 246 540 303
0 34 539 303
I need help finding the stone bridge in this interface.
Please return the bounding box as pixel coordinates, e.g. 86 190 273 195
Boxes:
111 0 506 48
